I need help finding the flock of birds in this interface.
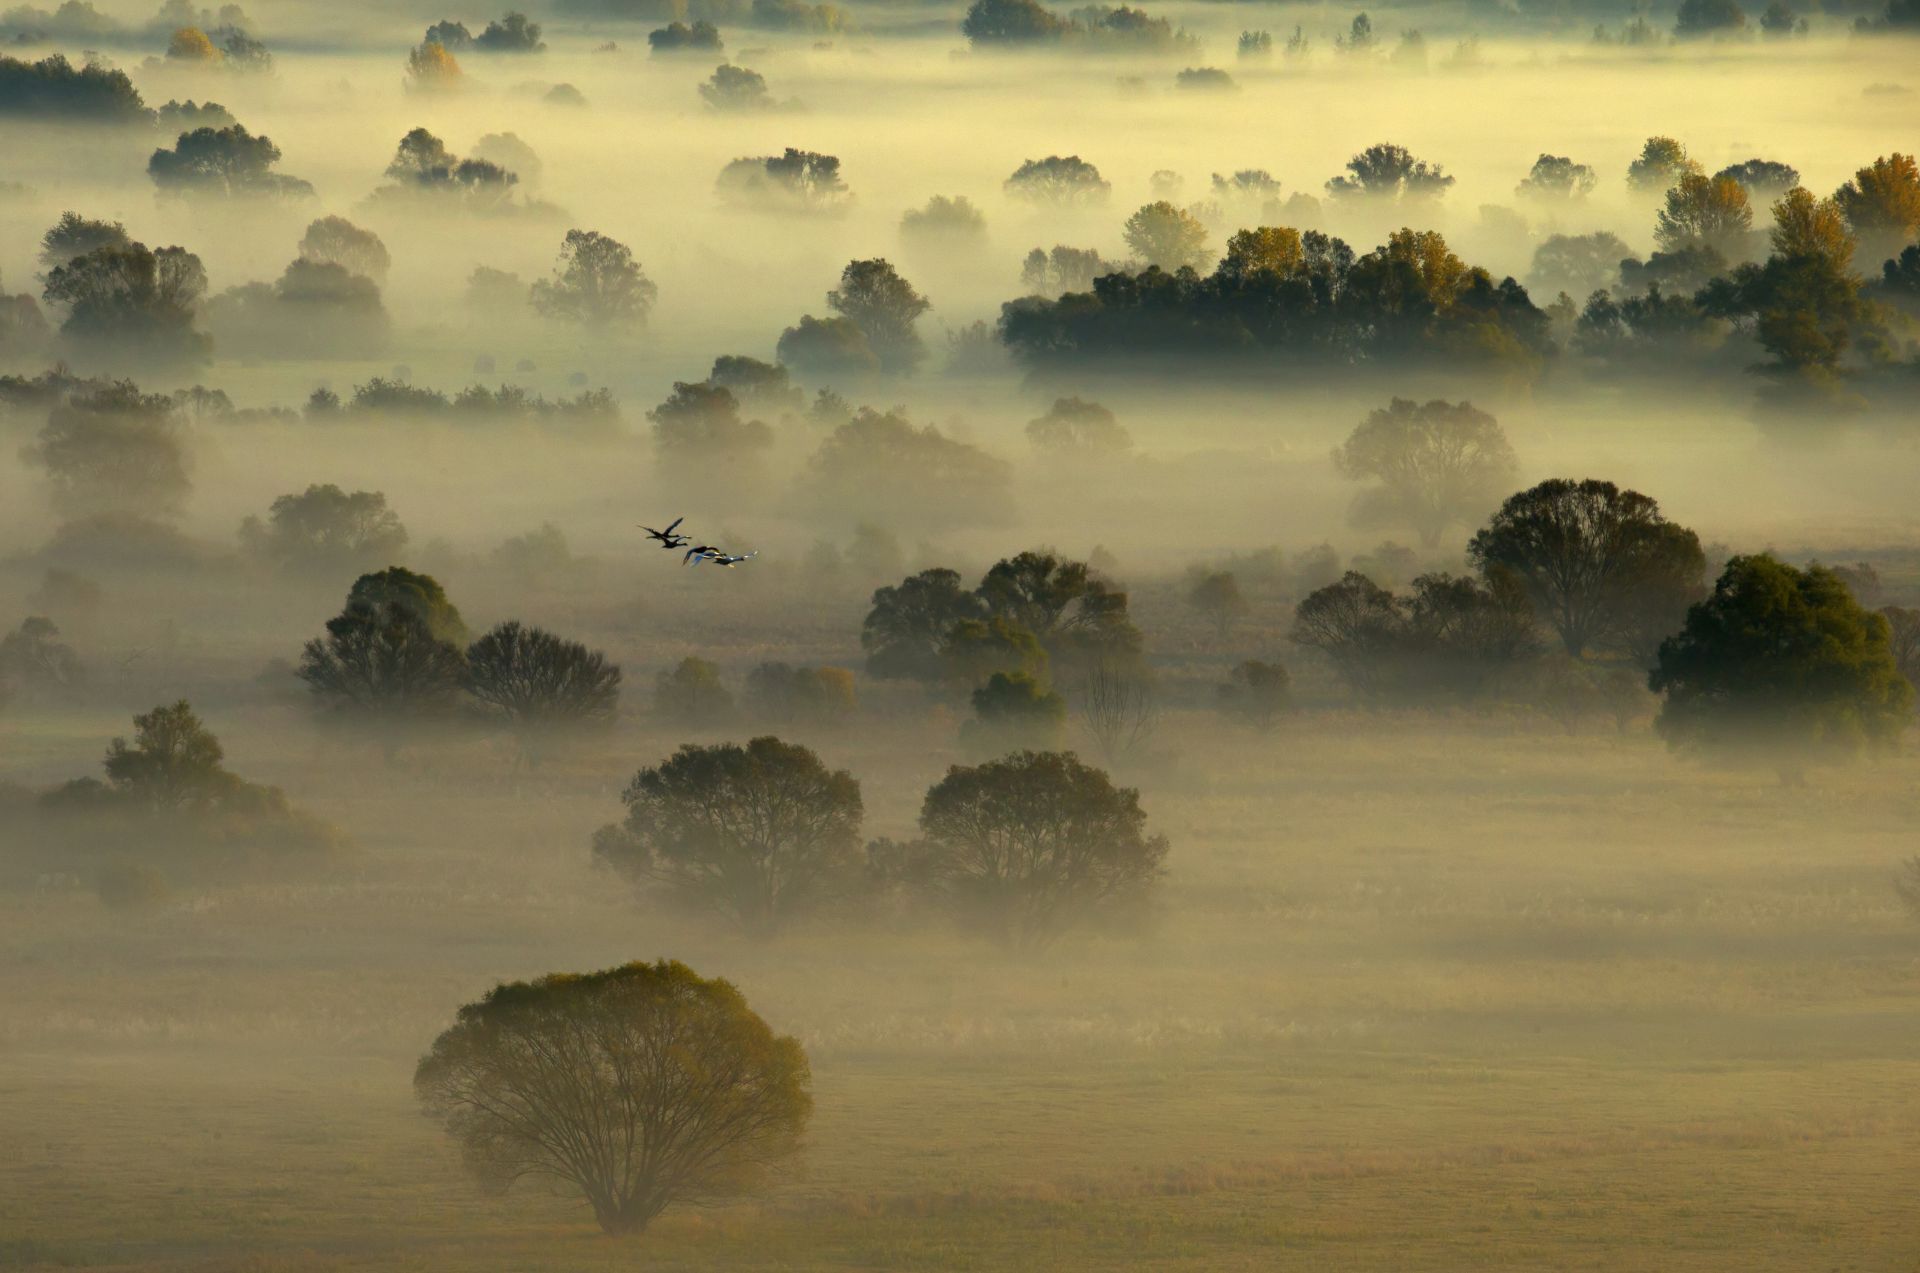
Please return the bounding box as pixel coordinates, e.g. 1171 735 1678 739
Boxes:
639 518 757 567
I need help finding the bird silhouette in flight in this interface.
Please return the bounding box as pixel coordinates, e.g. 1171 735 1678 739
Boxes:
640 517 688 548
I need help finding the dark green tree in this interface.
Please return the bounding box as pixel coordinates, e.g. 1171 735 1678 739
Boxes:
101 699 226 812
39 212 131 271
1650 556 1913 779
961 0 1068 43
41 241 209 363
977 549 1140 665
961 670 1065 753
1325 142 1454 202
1004 155 1109 205
148 125 313 198
348 566 468 642
775 314 878 376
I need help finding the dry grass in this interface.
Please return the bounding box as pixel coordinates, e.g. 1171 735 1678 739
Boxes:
2 698 1918 1270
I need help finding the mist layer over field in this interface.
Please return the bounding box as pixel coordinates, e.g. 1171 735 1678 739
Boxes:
2 0 1919 1268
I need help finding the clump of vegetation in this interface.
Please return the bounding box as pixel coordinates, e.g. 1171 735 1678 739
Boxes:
716 148 849 214
872 750 1168 950
1650 555 1913 782
648 19 721 51
415 960 810 1234
239 484 407 574
35 700 340 863
530 229 656 328
593 737 864 936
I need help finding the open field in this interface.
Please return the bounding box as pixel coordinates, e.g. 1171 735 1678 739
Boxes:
4 704 1918 1270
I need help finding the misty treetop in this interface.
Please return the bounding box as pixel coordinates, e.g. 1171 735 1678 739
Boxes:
1290 570 1538 704
531 229 656 328
593 736 865 936
1005 155 1110 206
1468 478 1706 662
40 237 211 367
1000 226 1553 376
961 0 1192 51
799 407 1013 530
1325 143 1455 203
1651 555 1913 777
648 380 773 463
0 51 149 121
871 750 1170 950
1332 397 1519 548
647 19 722 51
717 148 849 213
862 549 1139 691
31 700 339 860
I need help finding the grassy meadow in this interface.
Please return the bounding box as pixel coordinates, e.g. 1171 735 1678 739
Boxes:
3 684 1917 1271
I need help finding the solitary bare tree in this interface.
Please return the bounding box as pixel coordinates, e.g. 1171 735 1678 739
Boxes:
1077 657 1157 762
414 960 811 1236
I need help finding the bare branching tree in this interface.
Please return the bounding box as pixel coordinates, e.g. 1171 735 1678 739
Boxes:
1077 657 1157 763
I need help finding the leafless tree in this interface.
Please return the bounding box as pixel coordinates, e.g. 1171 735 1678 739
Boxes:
1076 657 1157 762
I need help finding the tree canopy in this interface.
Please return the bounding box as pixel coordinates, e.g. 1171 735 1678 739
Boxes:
530 229 655 327
1332 398 1518 548
148 125 313 199
1468 479 1705 660
1650 555 1912 776
884 750 1168 950
593 737 864 935
414 960 810 1235
1001 228 1552 376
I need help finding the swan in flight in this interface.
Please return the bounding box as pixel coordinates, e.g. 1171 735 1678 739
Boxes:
640 517 688 548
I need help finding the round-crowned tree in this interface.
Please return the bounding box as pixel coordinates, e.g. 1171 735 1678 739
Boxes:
1332 398 1518 548
892 750 1168 950
1650 555 1912 781
298 574 467 730
1468 478 1704 660
238 484 407 574
861 568 987 680
414 960 810 1237
463 621 621 766
592 737 863 936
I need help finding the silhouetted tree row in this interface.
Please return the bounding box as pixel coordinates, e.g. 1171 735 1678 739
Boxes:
1001 226 1552 375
